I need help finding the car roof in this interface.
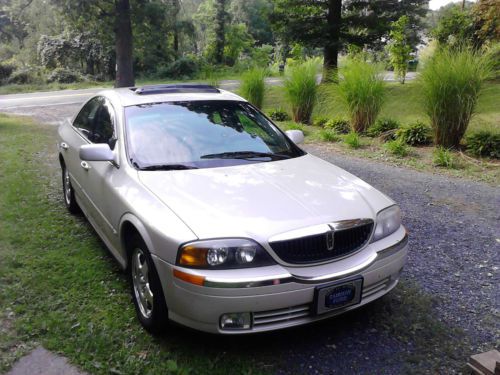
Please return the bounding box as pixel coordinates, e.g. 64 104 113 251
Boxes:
98 84 246 107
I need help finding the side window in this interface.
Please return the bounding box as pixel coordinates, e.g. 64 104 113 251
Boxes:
73 97 116 149
93 101 116 149
73 97 101 140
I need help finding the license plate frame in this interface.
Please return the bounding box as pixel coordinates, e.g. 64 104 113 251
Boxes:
314 276 363 315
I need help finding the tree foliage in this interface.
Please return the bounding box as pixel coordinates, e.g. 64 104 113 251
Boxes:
387 16 412 84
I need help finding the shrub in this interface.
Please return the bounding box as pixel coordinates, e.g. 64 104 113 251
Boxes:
337 58 386 133
319 129 340 142
47 68 83 83
284 59 319 124
283 122 310 135
420 47 492 148
465 130 500 158
0 63 15 82
7 68 45 85
156 57 198 79
344 132 361 149
385 139 409 157
367 118 401 137
239 68 266 109
396 121 432 146
268 108 290 122
324 118 351 134
433 147 456 168
312 116 329 127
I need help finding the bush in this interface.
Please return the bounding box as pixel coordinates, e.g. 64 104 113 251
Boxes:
7 68 45 85
239 68 266 109
0 63 15 82
284 59 319 124
465 130 500 158
385 139 409 157
337 58 386 133
319 129 340 142
344 132 361 149
433 147 456 168
324 118 351 134
282 122 310 136
367 118 401 137
420 47 492 148
156 57 198 79
47 68 83 83
268 108 290 122
396 121 432 146
312 116 329 127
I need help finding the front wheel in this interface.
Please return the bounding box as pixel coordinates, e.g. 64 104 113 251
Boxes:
129 236 168 334
61 165 80 214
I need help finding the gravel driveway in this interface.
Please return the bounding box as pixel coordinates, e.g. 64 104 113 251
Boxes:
2 104 499 374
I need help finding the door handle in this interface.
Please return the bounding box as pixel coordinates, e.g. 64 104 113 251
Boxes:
60 142 69 150
80 161 90 170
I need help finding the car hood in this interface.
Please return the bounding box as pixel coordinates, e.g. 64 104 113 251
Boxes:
138 154 393 242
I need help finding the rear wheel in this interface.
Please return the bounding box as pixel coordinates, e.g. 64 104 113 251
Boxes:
61 164 80 214
129 236 168 334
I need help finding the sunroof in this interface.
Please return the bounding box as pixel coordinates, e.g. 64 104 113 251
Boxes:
131 84 220 95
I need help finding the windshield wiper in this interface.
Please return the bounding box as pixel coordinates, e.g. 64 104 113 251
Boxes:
139 164 199 171
200 151 291 160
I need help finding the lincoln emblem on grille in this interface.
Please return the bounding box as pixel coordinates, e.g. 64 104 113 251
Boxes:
326 227 335 251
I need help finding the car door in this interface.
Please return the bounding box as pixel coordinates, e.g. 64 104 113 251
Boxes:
61 97 102 215
79 98 122 246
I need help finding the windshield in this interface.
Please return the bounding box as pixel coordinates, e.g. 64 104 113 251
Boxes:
125 100 304 170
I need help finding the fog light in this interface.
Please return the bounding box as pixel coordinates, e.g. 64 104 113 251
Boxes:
220 312 252 330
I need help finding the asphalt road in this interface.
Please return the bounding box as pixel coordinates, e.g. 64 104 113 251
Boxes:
0 72 416 123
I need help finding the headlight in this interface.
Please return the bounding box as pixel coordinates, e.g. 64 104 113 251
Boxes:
177 239 275 269
371 205 402 242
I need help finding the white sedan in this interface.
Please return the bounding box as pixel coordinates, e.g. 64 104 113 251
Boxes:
57 84 408 334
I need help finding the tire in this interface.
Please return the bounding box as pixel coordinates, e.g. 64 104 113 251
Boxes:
61 164 80 214
129 235 168 334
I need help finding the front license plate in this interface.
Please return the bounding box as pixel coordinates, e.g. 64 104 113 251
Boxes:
314 277 363 315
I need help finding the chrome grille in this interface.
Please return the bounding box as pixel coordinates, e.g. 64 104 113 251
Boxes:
269 221 374 264
253 304 311 327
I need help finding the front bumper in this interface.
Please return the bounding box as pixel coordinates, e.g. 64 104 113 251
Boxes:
152 227 408 334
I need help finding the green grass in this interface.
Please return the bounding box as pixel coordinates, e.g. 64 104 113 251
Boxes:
238 68 266 109
344 132 361 149
420 47 493 148
331 58 386 133
283 60 319 124
0 113 489 373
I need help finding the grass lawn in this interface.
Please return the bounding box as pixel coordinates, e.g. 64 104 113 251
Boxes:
263 82 500 185
0 113 482 374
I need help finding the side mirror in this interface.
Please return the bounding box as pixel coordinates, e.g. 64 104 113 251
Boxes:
79 144 114 162
285 130 305 145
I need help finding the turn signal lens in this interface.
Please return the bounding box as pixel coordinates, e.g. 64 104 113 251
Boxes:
179 246 208 267
173 269 205 286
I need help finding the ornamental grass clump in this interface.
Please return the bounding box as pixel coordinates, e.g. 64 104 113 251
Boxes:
420 47 492 148
239 68 267 109
284 60 319 124
337 58 386 133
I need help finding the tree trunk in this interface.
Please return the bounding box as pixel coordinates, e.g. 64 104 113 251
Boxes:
173 0 180 56
214 0 226 64
323 0 342 83
115 0 134 88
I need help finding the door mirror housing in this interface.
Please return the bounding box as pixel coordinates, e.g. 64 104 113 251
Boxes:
79 144 115 162
285 130 305 145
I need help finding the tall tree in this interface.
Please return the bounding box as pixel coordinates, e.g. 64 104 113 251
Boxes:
214 0 227 64
51 0 134 87
271 0 429 81
387 15 412 84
